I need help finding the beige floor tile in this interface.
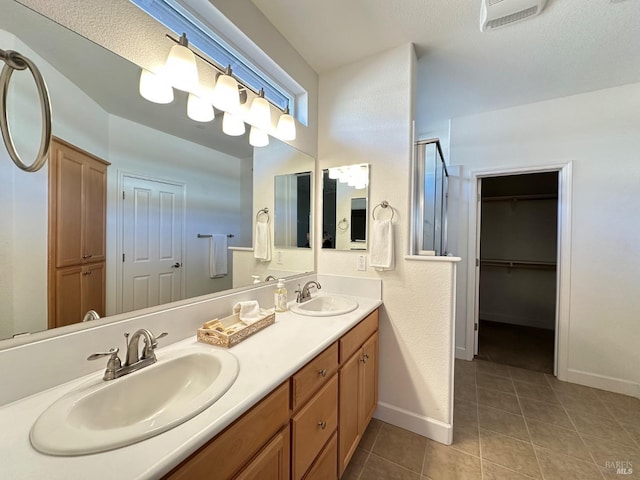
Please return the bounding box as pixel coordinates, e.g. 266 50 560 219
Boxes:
475 360 511 379
581 433 640 469
372 423 428 473
479 429 541 479
514 380 559 404
594 389 640 412
360 418 383 451
477 387 522 414
519 397 574 429
422 441 481 480
342 448 369 480
526 418 591 461
479 405 530 442
360 453 421 480
568 410 636 446
453 399 478 424
455 358 476 373
454 370 476 387
476 373 515 394
535 446 604 480
482 460 539 480
556 390 612 419
454 381 477 404
451 422 480 457
547 377 600 397
600 464 639 480
622 421 640 448
509 367 551 386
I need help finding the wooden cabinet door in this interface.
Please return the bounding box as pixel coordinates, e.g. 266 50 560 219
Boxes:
338 351 360 477
82 262 105 318
305 432 337 480
359 332 378 433
54 265 83 328
83 161 107 263
234 426 290 480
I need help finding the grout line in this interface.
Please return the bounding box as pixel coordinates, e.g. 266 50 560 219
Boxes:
355 421 383 480
515 382 547 480
475 368 485 480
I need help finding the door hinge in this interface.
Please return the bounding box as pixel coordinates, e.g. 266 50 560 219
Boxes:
474 323 478 331
122 191 125 200
122 253 125 262
476 258 479 267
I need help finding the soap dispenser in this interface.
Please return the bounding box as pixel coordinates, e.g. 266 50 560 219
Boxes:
274 279 288 312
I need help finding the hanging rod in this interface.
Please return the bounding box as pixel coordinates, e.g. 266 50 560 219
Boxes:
480 259 556 271
0 48 52 172
197 233 234 238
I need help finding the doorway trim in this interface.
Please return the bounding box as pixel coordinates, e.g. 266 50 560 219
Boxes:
115 171 187 314
465 162 572 380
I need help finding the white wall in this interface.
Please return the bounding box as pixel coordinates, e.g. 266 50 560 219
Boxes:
318 44 458 443
449 82 640 396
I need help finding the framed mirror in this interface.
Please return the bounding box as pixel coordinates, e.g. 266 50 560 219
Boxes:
322 164 369 251
0 1 315 344
274 172 312 248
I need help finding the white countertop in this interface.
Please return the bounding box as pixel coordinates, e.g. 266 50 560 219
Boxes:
0 295 381 480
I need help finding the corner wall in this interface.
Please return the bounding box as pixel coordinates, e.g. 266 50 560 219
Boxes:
449 82 640 397
318 44 458 442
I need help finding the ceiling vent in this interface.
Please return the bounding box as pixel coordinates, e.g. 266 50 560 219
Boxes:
480 0 547 31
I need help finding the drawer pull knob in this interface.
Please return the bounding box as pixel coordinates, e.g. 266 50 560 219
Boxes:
318 421 327 430
318 368 327 377
82 254 93 260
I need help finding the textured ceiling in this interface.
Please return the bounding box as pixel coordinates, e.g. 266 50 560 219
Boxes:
251 0 640 125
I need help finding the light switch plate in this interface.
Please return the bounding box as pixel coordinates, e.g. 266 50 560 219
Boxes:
357 255 366 271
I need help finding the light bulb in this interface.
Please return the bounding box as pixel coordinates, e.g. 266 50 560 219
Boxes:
139 69 174 104
187 93 214 122
222 112 245 136
249 126 269 147
328 168 341 180
276 111 296 141
248 90 271 130
164 42 199 92
212 72 240 112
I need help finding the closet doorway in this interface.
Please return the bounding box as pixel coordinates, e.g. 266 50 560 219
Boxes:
476 172 559 374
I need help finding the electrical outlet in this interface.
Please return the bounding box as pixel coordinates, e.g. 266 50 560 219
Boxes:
357 255 366 271
276 250 283 265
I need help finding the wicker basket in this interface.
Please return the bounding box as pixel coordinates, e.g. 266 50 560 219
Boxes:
197 311 275 348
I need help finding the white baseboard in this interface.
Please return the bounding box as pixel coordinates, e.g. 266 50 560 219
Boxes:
374 402 452 445
455 346 471 361
567 369 640 399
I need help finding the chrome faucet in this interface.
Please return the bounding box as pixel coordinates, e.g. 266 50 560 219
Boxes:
88 329 168 381
296 281 321 303
265 275 277 281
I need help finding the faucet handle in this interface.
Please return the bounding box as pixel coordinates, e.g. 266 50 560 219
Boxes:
87 347 119 361
87 348 122 381
142 331 168 358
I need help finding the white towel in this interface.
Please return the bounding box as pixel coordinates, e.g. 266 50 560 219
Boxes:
233 301 263 325
209 234 228 278
369 219 394 271
254 222 271 262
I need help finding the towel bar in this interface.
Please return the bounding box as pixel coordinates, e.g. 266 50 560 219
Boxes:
198 234 234 238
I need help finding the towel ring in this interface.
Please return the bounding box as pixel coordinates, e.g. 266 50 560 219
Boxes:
337 218 349 232
0 49 52 172
256 207 270 224
372 200 395 221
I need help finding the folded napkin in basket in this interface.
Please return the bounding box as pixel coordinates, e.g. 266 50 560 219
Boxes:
233 301 265 325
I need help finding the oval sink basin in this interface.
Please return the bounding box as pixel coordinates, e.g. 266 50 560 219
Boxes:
290 294 358 317
30 345 238 456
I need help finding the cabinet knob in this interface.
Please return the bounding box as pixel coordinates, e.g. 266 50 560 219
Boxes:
360 354 369 363
82 254 93 260
318 421 327 430
318 368 327 377
82 270 92 276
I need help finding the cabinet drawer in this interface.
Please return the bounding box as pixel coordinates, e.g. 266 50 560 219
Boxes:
304 432 337 480
291 342 338 410
165 382 289 480
339 309 378 363
292 374 338 480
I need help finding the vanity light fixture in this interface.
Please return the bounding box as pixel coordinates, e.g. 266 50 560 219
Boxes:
276 104 296 141
187 93 214 122
248 88 271 131
139 68 174 104
212 65 240 112
222 111 245 136
164 33 199 92
249 126 269 147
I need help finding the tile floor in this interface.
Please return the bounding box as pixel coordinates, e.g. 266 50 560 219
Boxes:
343 359 640 479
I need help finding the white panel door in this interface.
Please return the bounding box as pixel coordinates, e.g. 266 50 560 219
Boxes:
122 176 184 312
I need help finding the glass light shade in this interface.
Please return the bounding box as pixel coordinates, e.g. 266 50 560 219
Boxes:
328 168 341 180
165 44 199 92
249 126 269 147
248 96 271 130
187 93 214 122
222 112 245 136
276 112 296 141
139 69 174 104
212 74 240 112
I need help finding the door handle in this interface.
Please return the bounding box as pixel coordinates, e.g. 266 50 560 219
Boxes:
171 262 182 268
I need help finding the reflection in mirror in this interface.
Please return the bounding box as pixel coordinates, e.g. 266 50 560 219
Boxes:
274 172 312 248
0 2 315 343
322 164 370 251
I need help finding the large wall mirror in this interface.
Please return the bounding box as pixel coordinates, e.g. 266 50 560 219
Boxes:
322 164 369 251
0 1 315 343
274 172 312 248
